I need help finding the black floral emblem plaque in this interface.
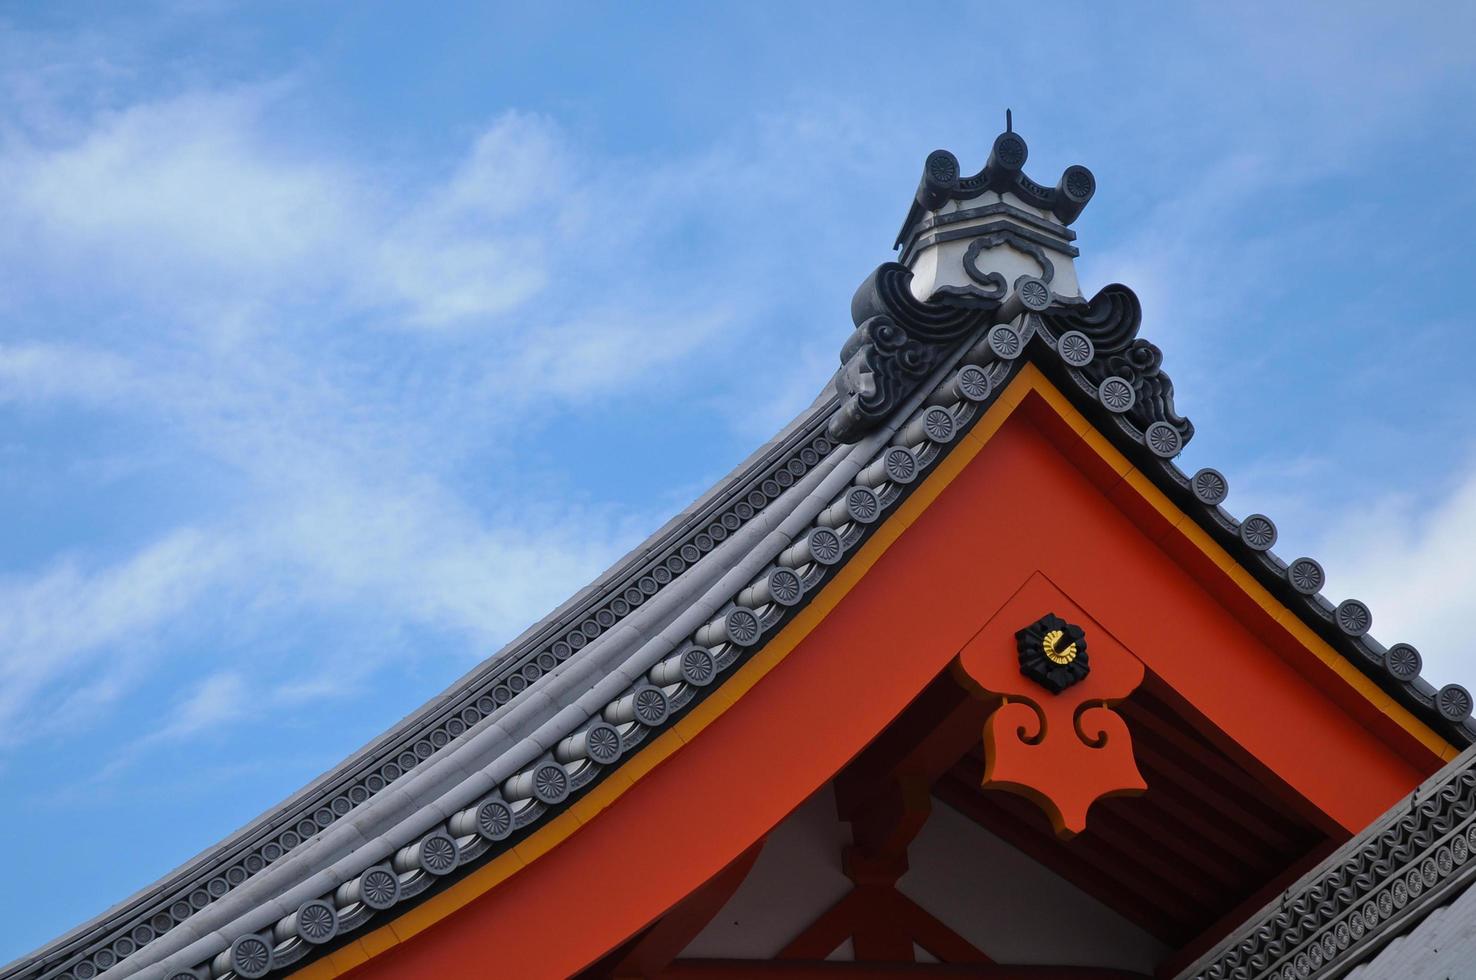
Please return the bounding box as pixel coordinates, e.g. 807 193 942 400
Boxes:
1015 613 1090 694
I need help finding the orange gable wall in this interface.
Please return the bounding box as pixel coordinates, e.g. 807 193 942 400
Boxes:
313 369 1448 980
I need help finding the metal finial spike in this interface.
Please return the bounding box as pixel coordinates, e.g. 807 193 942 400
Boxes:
1006 108 1013 133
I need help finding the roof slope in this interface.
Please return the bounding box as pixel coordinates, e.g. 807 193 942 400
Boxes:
6 130 1472 980
1349 881 1476 978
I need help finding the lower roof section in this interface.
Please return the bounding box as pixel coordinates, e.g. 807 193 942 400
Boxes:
1347 874 1476 978
1181 742 1476 980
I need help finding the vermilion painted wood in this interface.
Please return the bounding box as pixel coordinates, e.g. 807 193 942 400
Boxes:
342 398 1440 980
898 891 995 966
777 884 994 965
955 574 1148 837
659 963 1150 979
1017 395 1436 776
777 890 868 961
1155 836 1339 979
610 842 765 977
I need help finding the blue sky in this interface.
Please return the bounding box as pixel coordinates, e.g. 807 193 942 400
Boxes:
2 1 1475 960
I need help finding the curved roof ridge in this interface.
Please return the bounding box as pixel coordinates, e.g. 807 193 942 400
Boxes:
125 325 979 980
1 389 843 980
127 424 873 978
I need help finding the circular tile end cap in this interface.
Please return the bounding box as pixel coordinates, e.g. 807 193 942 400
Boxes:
1191 467 1228 505
1335 599 1372 637
1145 421 1183 459
1288 557 1324 595
1058 330 1094 367
1438 684 1473 722
1239 514 1277 551
1385 643 1422 680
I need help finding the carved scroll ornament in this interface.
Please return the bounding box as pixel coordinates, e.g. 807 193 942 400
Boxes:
828 262 998 443
956 605 1146 838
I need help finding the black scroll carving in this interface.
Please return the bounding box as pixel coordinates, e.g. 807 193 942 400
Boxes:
828 263 998 443
1040 283 1194 447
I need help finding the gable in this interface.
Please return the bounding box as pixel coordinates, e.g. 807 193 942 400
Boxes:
315 365 1452 980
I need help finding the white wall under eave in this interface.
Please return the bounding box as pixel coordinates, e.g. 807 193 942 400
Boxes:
898 797 1169 973
681 783 1167 970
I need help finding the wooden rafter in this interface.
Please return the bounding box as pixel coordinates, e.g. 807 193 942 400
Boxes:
604 842 767 979
775 883 993 966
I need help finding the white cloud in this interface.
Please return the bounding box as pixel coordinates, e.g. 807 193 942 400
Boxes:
504 309 732 404
438 111 572 221
368 112 581 326
154 670 249 741
1312 464 1476 689
0 529 233 741
1218 446 1476 691
0 85 765 759
0 92 595 330
0 341 135 405
3 88 356 293
88 671 251 782
253 467 646 646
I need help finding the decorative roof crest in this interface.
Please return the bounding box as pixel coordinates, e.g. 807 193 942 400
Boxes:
896 112 1094 308
829 121 1194 449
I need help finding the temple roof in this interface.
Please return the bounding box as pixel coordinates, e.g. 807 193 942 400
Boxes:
1181 743 1476 980
5 126 1472 980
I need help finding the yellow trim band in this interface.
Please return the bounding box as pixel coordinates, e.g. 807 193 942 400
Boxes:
292 365 1453 978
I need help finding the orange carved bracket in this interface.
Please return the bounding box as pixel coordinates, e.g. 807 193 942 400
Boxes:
954 574 1146 838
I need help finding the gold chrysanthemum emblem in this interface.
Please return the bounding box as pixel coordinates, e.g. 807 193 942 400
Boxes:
1015 613 1090 694
1042 628 1078 665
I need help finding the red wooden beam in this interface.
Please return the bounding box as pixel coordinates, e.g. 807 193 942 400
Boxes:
662 961 1150 978
1092 797 1257 895
609 841 766 979
1097 772 1274 872
1127 741 1303 855
1131 679 1350 840
780 890 870 961
889 889 992 966
835 674 970 812
1119 703 1273 816
1063 808 1225 909
836 673 988 826
847 884 916 964
778 879 992 965
1118 692 1322 841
